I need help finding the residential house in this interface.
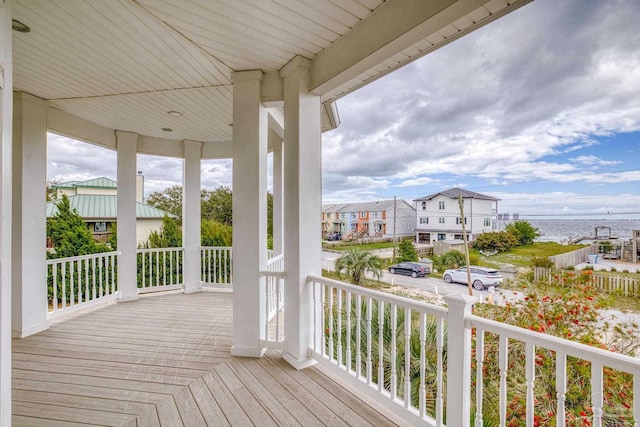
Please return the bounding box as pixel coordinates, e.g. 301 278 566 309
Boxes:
322 200 415 240
320 203 348 238
414 188 499 244
3 2 629 426
47 177 175 245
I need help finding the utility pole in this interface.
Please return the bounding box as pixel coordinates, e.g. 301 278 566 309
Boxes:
393 196 397 262
458 194 473 296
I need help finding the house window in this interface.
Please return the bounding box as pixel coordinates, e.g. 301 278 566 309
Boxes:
360 211 366 218
456 217 468 225
437 233 446 241
341 213 347 219
419 217 428 224
438 201 445 210
439 217 445 224
454 234 463 240
421 201 426 210
372 211 380 218
351 213 356 219
94 222 107 232
484 218 491 226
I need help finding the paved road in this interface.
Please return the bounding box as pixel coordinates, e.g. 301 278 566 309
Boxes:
322 251 507 302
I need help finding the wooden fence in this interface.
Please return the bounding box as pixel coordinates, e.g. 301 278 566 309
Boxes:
534 267 640 297
548 244 598 268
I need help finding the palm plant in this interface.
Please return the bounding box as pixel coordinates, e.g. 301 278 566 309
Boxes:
334 248 382 285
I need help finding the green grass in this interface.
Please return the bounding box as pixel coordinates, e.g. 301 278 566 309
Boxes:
477 242 587 268
325 241 397 251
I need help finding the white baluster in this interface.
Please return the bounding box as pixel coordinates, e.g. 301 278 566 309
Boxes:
391 303 397 400
366 296 372 384
475 330 484 427
378 300 385 393
356 294 362 379
419 312 426 419
526 343 535 426
346 291 352 372
556 352 566 426
499 335 508 426
337 290 343 367
592 362 603 427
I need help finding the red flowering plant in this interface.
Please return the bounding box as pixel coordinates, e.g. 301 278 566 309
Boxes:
473 273 638 425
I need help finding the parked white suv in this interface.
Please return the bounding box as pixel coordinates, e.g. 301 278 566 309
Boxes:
442 266 503 290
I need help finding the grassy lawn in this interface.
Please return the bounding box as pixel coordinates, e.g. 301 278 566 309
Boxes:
324 241 397 251
477 242 587 268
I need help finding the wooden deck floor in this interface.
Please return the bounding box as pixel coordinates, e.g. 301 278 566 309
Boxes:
12 290 405 426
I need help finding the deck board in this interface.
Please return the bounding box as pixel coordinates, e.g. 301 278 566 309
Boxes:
12 290 405 426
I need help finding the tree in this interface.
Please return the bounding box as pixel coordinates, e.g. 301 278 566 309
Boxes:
47 194 108 258
143 216 182 248
505 220 539 246
201 186 233 225
334 248 382 285
145 185 183 220
397 240 418 262
201 219 232 246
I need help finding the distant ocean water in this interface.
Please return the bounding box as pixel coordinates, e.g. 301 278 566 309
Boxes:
499 215 640 243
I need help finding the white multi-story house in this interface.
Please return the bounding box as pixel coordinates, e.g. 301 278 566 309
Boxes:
414 188 499 244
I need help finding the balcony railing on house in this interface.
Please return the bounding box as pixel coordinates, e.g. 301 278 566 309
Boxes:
307 274 640 426
261 253 285 348
45 248 640 425
46 251 119 320
200 246 233 287
137 247 184 293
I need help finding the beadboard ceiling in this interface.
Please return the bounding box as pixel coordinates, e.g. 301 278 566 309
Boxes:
12 0 530 145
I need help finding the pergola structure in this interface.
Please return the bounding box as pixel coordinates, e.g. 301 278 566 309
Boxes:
0 0 532 424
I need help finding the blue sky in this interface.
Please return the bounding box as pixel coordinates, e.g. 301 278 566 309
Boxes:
48 0 640 216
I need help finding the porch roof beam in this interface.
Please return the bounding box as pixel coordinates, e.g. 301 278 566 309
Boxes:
310 0 531 99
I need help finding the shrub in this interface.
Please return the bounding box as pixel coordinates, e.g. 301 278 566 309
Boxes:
434 250 466 270
473 231 519 252
530 256 553 268
504 220 540 245
610 267 617 272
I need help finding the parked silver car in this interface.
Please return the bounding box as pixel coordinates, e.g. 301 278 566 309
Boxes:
442 266 503 290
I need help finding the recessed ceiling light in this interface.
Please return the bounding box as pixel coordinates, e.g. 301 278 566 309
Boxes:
161 127 173 132
12 19 30 33
167 111 183 117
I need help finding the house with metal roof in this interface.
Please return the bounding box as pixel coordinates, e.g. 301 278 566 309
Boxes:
414 187 500 244
47 177 175 245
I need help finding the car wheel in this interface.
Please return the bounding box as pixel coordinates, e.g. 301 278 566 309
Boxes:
472 280 484 291
411 271 418 278
389 268 395 274
444 274 452 283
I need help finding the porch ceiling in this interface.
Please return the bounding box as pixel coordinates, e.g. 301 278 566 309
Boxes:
12 0 530 147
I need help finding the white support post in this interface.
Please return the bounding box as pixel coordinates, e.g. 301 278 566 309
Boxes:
11 92 48 338
281 56 322 369
116 131 138 302
270 130 284 256
443 293 477 426
183 140 202 294
231 70 268 357
0 3 12 423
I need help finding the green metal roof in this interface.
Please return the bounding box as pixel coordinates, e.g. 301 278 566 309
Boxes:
54 177 118 189
46 195 176 219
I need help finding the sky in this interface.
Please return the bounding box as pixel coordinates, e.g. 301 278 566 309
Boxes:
48 0 640 217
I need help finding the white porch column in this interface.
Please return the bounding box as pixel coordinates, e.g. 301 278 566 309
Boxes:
231 70 268 357
11 92 47 338
281 57 322 369
116 131 138 302
0 3 12 423
183 140 202 293
270 130 284 256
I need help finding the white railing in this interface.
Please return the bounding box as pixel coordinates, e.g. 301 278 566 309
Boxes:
308 274 448 426
469 315 640 427
307 274 640 426
261 254 285 348
200 246 232 287
46 251 119 319
137 247 184 293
